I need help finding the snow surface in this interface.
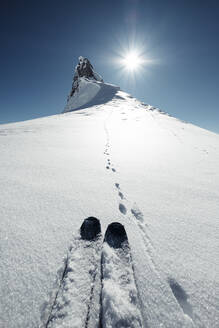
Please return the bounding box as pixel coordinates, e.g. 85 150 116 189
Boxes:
0 85 219 328
46 234 102 328
101 242 143 327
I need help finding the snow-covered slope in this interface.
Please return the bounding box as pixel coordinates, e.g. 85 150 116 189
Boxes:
0 90 219 328
63 78 119 112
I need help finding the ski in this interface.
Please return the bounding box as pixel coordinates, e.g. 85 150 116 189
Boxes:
46 217 102 328
99 222 143 328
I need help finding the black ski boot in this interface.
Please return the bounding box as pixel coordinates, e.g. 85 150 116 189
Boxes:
104 222 128 248
80 216 101 241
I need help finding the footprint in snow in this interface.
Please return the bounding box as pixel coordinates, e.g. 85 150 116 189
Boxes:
112 168 116 172
115 183 120 189
118 192 124 200
168 278 193 320
119 203 127 215
131 205 144 222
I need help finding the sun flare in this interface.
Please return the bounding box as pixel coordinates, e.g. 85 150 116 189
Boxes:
122 52 143 71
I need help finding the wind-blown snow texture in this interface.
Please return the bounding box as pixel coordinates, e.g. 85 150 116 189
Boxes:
0 82 219 328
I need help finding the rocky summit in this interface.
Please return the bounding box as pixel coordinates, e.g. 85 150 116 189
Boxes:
70 56 103 97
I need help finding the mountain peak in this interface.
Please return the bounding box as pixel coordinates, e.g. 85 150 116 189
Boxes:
63 57 119 113
70 56 103 98
76 56 103 81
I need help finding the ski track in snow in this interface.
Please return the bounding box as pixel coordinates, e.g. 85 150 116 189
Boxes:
103 100 196 328
43 234 102 328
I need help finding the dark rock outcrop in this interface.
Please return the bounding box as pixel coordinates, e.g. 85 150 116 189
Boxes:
70 56 103 97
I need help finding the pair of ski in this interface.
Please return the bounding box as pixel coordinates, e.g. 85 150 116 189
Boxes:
46 217 143 328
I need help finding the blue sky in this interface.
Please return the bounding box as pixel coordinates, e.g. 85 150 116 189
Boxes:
0 0 218 133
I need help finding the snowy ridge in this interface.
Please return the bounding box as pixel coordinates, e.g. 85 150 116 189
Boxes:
63 78 119 113
0 88 218 328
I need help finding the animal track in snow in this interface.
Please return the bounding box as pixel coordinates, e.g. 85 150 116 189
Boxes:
112 168 116 172
115 183 120 189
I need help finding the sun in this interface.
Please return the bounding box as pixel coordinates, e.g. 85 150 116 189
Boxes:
122 51 143 71
113 40 155 79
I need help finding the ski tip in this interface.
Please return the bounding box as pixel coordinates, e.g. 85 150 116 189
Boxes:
80 216 101 241
104 222 128 248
